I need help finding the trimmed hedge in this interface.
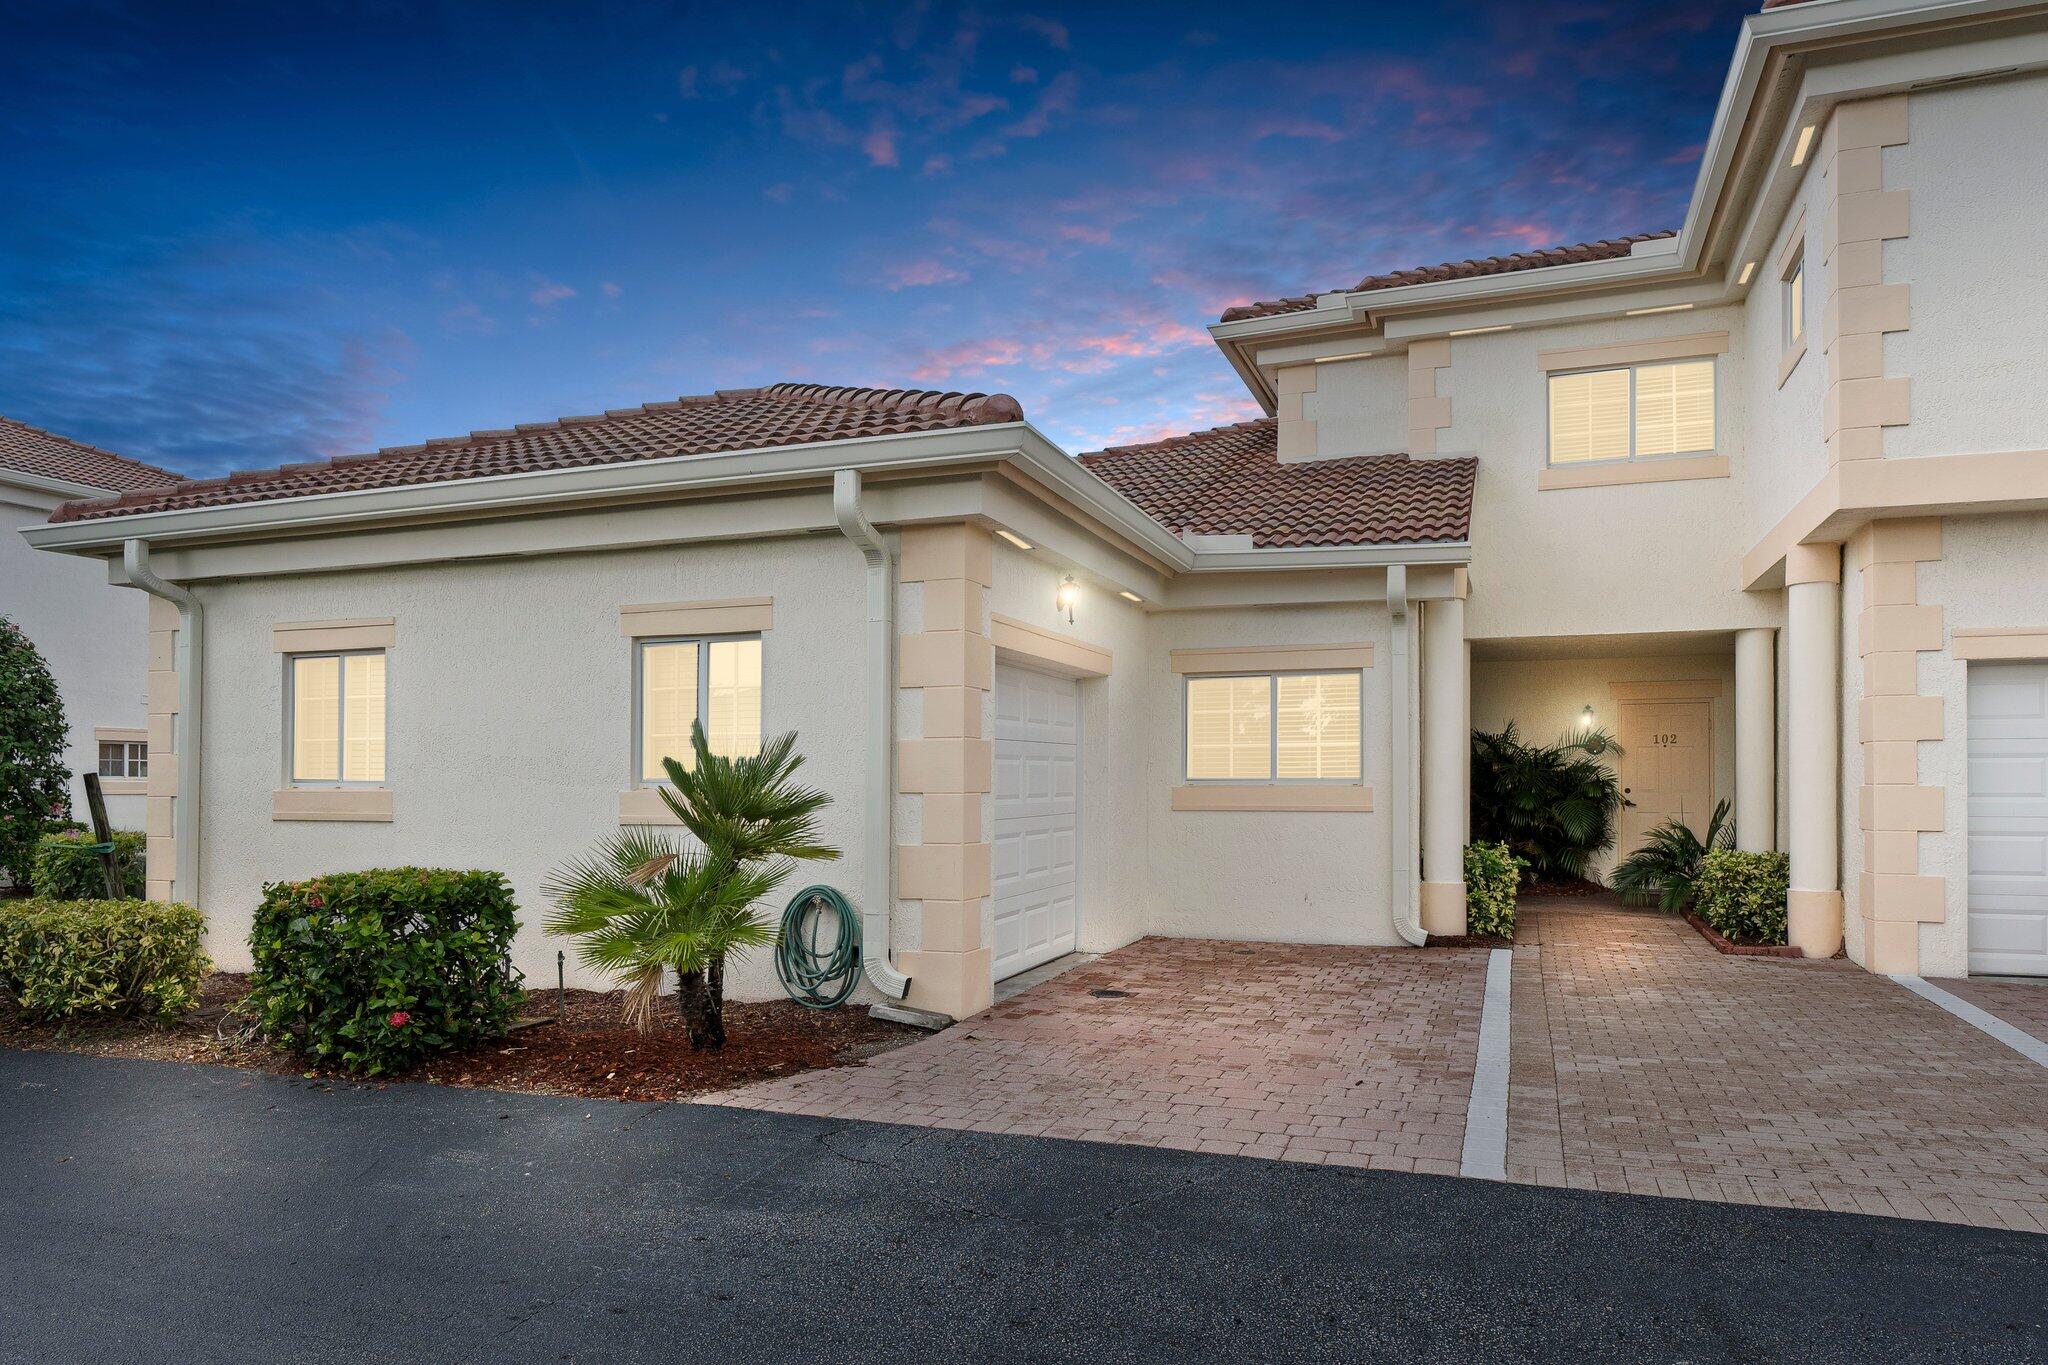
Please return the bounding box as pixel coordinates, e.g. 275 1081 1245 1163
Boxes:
0 899 208 1022
1693 849 1791 946
1463 841 1523 939
30 829 147 900
247 868 524 1075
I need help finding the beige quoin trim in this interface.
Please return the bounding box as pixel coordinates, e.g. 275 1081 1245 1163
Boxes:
990 614 1111 678
1170 643 1373 675
1607 679 1724 702
272 618 396 653
617 786 683 825
1536 331 1729 373
1172 784 1373 813
1820 93 1910 468
1952 629 2048 662
618 596 772 638
1406 339 1451 456
1537 454 1728 492
272 787 393 822
1277 363 1318 463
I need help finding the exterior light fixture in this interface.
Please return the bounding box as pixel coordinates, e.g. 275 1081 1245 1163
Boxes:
1626 303 1694 316
1118 590 1142 603
1578 704 1597 730
1056 575 1079 623
1737 261 1757 286
996 529 1033 551
1448 324 1512 337
1791 124 1817 166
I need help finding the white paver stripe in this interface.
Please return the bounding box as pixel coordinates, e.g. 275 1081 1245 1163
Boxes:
1459 948 1513 1181
1892 973 2048 1070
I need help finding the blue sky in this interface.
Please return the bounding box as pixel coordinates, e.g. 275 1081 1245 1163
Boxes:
1 0 1758 477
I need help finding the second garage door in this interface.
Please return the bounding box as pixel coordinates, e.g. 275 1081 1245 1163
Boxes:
1969 661 2048 976
991 663 1080 980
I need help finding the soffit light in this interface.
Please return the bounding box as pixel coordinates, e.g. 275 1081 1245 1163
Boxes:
995 529 1032 550
1791 124 1817 167
1448 325 1512 337
1737 262 1757 286
1625 303 1694 317
1118 590 1143 604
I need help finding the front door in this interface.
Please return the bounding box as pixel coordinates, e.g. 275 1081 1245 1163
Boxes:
1617 699 1713 853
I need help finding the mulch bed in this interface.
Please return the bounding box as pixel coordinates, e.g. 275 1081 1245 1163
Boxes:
1425 933 1514 948
1 974 921 1103
1685 913 1804 958
1518 877 1610 899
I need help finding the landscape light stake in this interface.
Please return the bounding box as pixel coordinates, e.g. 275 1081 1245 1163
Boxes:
557 951 566 1023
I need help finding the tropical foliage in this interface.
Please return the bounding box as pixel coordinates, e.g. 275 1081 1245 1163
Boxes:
30 829 147 900
1610 800 1735 911
1469 723 1626 882
545 723 835 1048
1462 841 1523 939
1693 849 1791 946
0 617 71 887
0 898 207 1022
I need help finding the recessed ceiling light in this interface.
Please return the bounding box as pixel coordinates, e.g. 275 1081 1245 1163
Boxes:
1118 590 1142 603
1625 303 1695 316
1737 261 1757 285
1448 324 1511 337
995 529 1032 551
1791 124 1817 167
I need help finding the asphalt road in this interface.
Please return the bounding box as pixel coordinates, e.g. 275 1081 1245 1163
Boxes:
2 1049 2043 1363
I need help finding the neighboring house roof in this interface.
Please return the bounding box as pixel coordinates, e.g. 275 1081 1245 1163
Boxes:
49 383 1025 525
1079 418 1475 548
1219 231 1678 323
0 416 182 492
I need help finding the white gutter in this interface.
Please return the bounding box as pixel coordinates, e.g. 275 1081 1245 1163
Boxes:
1386 564 1424 947
120 539 202 910
831 469 911 1000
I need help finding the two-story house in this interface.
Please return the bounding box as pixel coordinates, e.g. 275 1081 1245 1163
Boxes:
24 0 2048 1017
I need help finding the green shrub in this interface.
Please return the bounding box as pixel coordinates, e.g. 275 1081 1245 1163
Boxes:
1692 849 1791 945
30 829 147 900
1463 841 1523 939
1470 722 1625 882
0 616 73 886
1611 800 1734 911
247 868 524 1075
0 899 208 1022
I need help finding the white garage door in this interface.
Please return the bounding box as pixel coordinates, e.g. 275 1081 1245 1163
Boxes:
1968 662 2048 976
991 663 1080 980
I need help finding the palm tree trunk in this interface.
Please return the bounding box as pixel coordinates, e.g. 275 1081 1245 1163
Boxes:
675 969 724 1050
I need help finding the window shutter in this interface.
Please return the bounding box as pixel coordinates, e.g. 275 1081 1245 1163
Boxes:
292 656 341 782
1548 369 1630 463
342 653 386 783
706 639 763 759
1634 360 1714 457
641 641 699 779
1276 673 1362 779
1186 676 1272 780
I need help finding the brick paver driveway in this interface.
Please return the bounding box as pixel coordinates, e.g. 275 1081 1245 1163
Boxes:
1510 898 2048 1231
714 937 1491 1171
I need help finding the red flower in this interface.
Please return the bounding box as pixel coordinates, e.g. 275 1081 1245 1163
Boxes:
388 1011 410 1027
305 893 324 909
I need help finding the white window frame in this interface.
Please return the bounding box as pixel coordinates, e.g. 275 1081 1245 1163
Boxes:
97 739 148 780
631 633 764 787
1545 358 1718 469
1782 248 1807 353
1181 669 1365 786
283 648 388 788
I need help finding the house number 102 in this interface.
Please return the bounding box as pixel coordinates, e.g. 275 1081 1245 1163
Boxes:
1652 732 1681 747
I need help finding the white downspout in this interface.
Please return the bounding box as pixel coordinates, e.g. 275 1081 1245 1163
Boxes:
1387 565 1425 946
831 469 912 998
121 539 202 909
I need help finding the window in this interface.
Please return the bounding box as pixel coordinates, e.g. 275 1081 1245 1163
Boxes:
1185 672 1362 783
636 636 762 783
1548 359 1715 466
97 740 147 779
1783 250 1806 351
288 651 386 784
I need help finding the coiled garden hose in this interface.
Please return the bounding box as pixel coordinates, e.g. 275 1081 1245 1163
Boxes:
775 884 863 1009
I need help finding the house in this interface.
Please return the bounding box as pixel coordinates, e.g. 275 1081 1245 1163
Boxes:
3 417 180 838
22 0 2048 1016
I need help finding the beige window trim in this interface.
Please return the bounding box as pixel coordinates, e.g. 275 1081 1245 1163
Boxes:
1778 340 1807 389
272 787 393 822
990 613 1111 678
617 786 684 825
1607 679 1724 701
1537 331 1729 373
1952 628 2048 661
1776 208 1807 279
98 779 147 795
273 619 396 653
1172 784 1372 813
619 596 773 638
1170 643 1373 675
1538 454 1729 491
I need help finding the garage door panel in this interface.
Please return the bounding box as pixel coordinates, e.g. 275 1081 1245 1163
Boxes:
993 663 1080 981
1969 662 2048 976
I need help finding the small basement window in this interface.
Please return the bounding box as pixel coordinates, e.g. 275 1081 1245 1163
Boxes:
1185 671 1362 783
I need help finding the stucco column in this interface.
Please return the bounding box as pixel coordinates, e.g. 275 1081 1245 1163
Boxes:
1734 627 1776 854
1785 544 1842 958
1419 595 1468 936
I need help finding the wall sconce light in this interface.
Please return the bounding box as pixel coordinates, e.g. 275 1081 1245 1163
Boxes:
1578 704 1596 731
1056 575 1079 624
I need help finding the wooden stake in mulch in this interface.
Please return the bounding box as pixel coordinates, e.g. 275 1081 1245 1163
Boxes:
82 773 122 899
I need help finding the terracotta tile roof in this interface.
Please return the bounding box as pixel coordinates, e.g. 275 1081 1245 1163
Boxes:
1079 418 1474 549
0 416 182 493
1219 231 1678 323
49 383 1025 525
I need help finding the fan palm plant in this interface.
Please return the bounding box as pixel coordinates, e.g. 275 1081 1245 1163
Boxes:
1610 799 1735 911
1470 722 1626 883
543 723 836 1047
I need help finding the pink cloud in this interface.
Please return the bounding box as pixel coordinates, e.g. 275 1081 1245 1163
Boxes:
528 280 575 306
909 337 1026 383
885 259 968 290
861 126 900 167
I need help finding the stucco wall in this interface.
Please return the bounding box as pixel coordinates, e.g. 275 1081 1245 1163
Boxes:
1143 601 1396 945
2 492 148 836
1886 72 2048 460
187 533 871 1000
1739 158 1829 549
1471 652 1739 883
1301 353 1408 459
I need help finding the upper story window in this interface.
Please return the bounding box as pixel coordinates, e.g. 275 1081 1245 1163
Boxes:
97 740 147 779
1547 359 1715 466
636 636 763 784
1185 671 1362 783
1783 249 1806 352
288 651 386 785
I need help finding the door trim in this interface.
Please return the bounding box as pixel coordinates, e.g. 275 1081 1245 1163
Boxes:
1608 678 1724 701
